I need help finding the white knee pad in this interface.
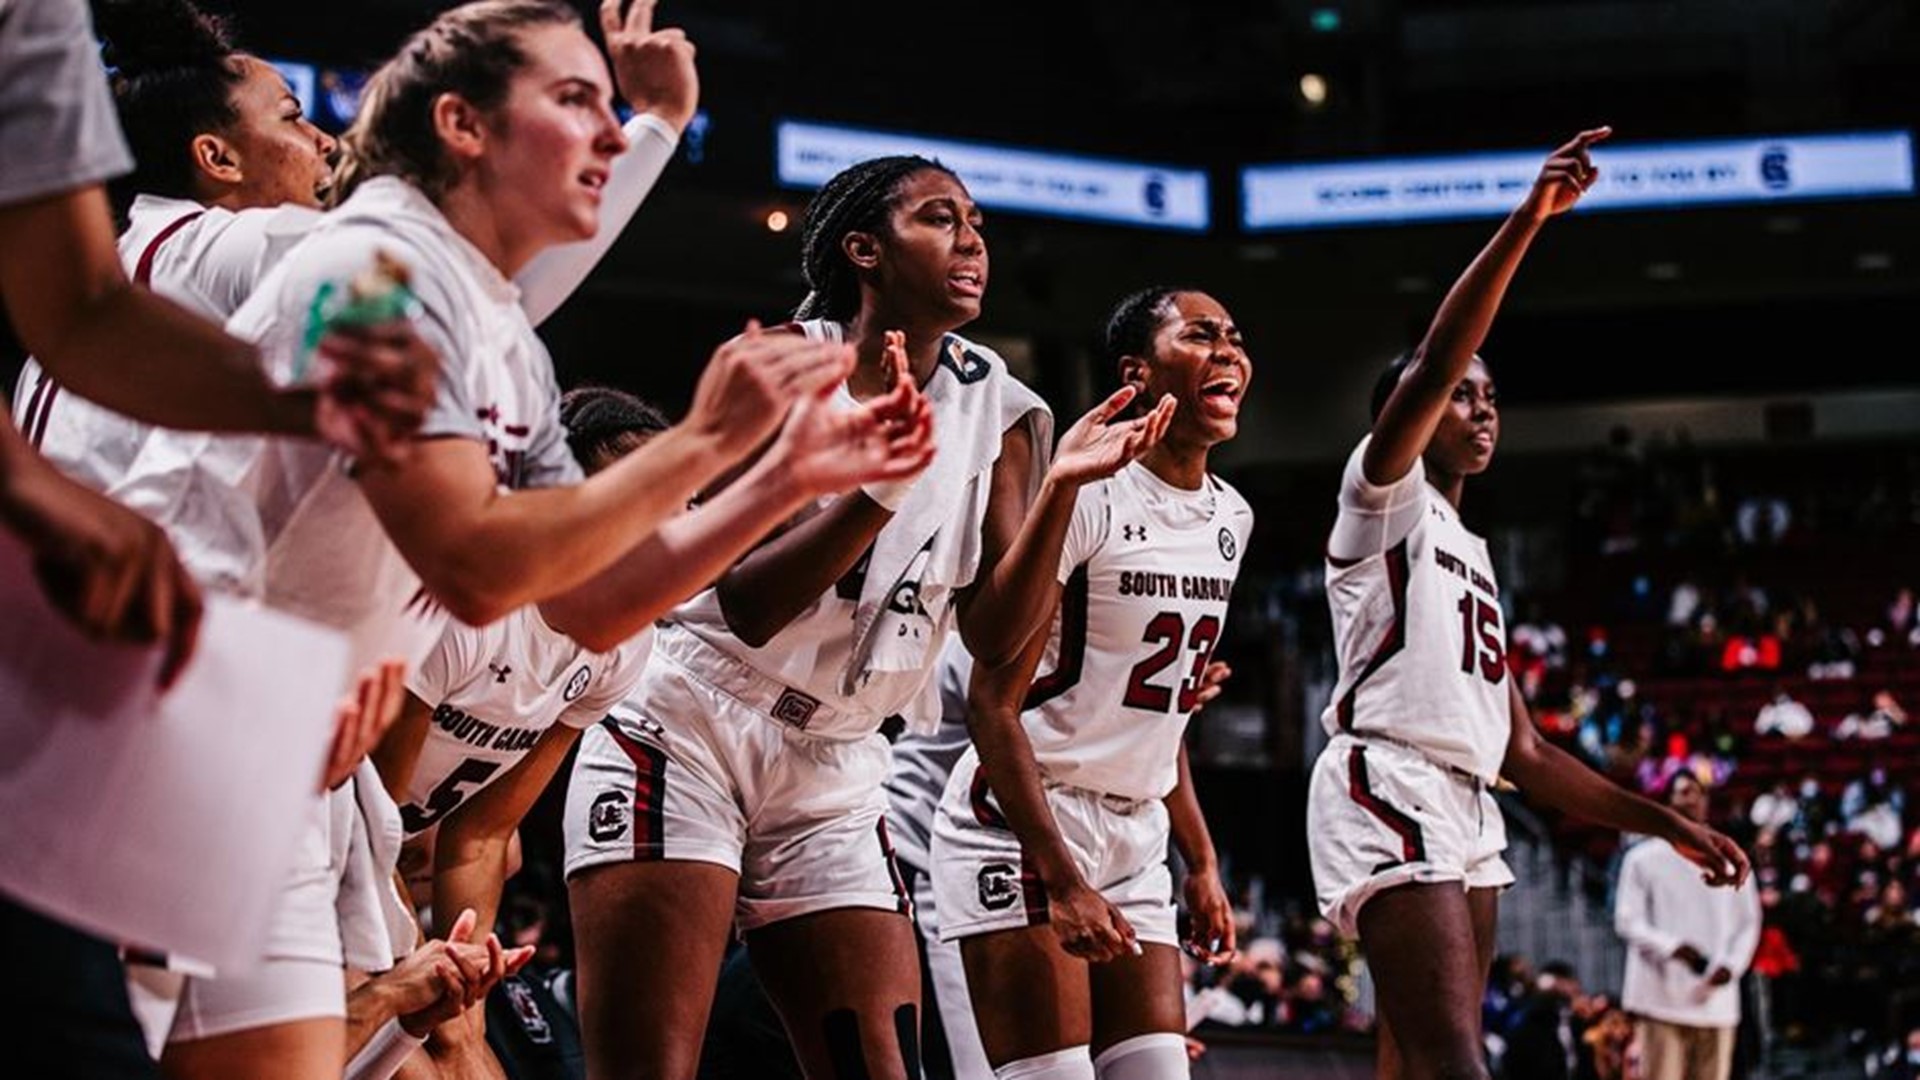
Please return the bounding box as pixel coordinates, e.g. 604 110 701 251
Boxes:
1093 1032 1189 1080
993 1044 1096 1080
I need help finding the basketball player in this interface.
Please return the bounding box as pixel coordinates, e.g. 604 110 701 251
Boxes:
117 4 933 1077
932 287 1251 1080
1306 129 1749 1080
563 155 1172 1080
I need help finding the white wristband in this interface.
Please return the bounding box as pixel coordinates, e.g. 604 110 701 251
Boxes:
346 1017 428 1080
861 475 920 512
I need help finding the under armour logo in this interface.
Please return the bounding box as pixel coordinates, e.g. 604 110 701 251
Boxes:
1123 524 1148 542
489 663 512 684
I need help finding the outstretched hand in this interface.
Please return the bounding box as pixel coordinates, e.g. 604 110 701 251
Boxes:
1670 819 1751 888
1520 126 1611 221
600 0 699 132
2 451 202 689
319 659 407 792
1048 385 1176 488
774 344 936 499
685 320 854 462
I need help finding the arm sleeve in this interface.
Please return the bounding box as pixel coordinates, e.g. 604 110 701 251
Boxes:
1327 436 1430 562
0 0 131 205
515 114 679 327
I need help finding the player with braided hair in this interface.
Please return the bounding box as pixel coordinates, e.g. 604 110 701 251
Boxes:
932 285 1249 1080
564 154 1171 1080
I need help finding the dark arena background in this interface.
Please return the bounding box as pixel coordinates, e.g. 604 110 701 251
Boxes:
5 2 1918 1077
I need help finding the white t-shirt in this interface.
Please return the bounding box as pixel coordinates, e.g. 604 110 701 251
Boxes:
1321 436 1511 783
401 606 651 836
118 177 584 671
0 0 131 206
1615 836 1761 1028
1019 462 1254 800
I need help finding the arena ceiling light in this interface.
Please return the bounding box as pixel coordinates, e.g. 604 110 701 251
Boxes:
1241 130 1917 231
776 119 1211 233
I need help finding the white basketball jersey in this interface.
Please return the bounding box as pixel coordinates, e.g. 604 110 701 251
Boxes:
1321 437 1510 782
1022 463 1254 801
401 606 652 835
669 321 1048 737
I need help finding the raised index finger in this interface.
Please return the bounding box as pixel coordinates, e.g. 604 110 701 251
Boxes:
1566 126 1613 152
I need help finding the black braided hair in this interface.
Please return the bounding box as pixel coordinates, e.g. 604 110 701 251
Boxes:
558 386 670 473
93 0 244 218
793 155 957 322
1102 286 1201 370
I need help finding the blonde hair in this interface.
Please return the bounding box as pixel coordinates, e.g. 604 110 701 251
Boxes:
331 0 579 203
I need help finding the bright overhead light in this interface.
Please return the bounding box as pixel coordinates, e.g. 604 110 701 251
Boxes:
765 210 790 233
1299 73 1329 106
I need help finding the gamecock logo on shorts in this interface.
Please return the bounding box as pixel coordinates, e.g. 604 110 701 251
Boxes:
772 688 820 729
588 790 628 843
977 862 1019 911
562 664 592 702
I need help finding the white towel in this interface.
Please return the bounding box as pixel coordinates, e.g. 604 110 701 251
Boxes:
795 326 1049 730
335 761 415 971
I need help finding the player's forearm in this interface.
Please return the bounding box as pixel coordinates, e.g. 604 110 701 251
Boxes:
59 288 315 435
967 705 1080 890
424 1022 507 1080
430 830 513 945
714 491 892 647
1416 209 1545 382
0 189 312 436
540 451 816 650
1164 743 1219 875
1507 735 1678 840
407 425 735 626
345 971 406 1060
960 474 1078 667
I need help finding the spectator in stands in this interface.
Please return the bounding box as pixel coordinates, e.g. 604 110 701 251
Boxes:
1579 1006 1633 1080
1615 773 1761 1080
1500 961 1588 1080
1866 881 1919 931
1284 971 1339 1035
1751 781 1800 832
1804 604 1861 680
1889 587 1916 641
1214 937 1285 1027
1843 768 1908 850
1755 687 1817 739
1884 1028 1920 1080
1836 690 1909 741
1668 577 1703 628
1735 494 1791 547
1789 778 1836 842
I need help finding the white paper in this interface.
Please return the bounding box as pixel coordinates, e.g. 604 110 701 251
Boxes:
0 534 346 972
